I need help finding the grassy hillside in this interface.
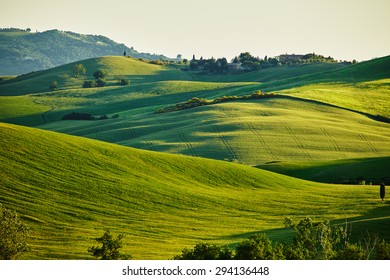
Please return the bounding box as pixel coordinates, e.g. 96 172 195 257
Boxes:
279 79 390 118
39 96 390 165
1 56 389 165
0 28 171 75
0 56 182 96
1 122 388 259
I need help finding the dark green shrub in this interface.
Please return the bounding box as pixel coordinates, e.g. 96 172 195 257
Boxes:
336 243 366 260
93 69 108 80
0 204 30 260
49 80 58 91
376 239 390 259
173 243 233 260
82 80 96 88
119 78 130 85
96 78 106 87
235 234 284 260
88 229 131 260
62 112 94 120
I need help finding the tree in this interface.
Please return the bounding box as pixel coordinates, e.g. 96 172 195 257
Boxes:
173 243 233 260
88 229 131 260
0 204 30 260
96 78 106 87
115 76 130 85
82 80 96 88
49 81 58 91
380 183 385 201
284 217 346 260
73 63 86 78
93 69 108 80
235 234 284 260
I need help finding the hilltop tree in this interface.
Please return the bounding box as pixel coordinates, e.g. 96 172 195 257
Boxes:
73 63 87 78
380 183 385 202
88 229 131 260
0 204 30 260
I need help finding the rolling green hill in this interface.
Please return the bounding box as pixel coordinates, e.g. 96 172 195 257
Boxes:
1 122 388 259
1 56 389 166
0 56 183 96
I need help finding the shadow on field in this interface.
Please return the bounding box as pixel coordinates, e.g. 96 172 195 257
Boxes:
221 202 390 248
331 201 390 242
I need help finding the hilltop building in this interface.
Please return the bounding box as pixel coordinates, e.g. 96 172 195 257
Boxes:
277 54 304 63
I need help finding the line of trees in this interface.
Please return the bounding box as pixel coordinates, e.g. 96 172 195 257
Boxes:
174 217 390 260
188 52 339 74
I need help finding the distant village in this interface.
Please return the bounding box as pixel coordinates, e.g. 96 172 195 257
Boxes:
179 52 350 73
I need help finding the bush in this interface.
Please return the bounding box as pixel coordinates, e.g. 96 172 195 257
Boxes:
235 234 284 260
93 70 108 80
82 80 96 88
88 229 131 260
96 78 106 87
62 112 94 120
49 81 58 91
173 243 233 260
376 239 390 259
0 204 30 260
119 78 130 85
336 243 366 260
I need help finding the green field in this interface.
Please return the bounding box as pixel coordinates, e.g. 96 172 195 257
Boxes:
0 55 389 259
1 122 389 259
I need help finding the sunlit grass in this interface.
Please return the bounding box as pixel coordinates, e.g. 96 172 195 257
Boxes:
1 122 388 259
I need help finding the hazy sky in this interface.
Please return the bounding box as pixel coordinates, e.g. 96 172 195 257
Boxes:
1 0 389 61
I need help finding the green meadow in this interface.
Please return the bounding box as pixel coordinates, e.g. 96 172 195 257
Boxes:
0 55 389 259
1 122 388 259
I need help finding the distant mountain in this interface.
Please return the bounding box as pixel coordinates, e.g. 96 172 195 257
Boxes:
0 28 171 75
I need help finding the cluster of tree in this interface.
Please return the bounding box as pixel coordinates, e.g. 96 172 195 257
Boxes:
155 90 277 113
174 217 390 260
233 52 279 71
187 52 342 74
82 69 108 88
80 67 130 88
277 53 337 65
62 112 119 121
189 56 229 73
137 58 179 66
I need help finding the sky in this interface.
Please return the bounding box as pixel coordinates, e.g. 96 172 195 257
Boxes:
1 0 389 62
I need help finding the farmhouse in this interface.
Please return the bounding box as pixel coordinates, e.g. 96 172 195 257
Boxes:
277 54 304 63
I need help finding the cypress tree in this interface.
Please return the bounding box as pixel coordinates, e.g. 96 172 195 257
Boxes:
380 183 385 202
